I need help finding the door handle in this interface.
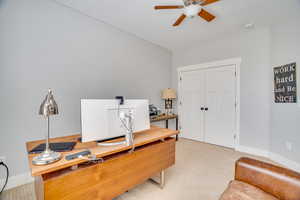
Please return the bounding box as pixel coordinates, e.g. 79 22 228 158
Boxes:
205 107 208 111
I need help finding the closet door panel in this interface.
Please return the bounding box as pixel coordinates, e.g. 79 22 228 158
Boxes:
180 71 205 141
204 65 236 148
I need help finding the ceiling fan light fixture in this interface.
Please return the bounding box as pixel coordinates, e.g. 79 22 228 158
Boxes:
184 4 201 18
154 0 219 26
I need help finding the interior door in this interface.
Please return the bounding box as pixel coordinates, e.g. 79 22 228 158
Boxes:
180 70 205 141
204 65 236 148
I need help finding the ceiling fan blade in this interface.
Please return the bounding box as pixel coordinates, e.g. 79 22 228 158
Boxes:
200 0 220 6
198 9 215 22
154 5 184 9
173 14 186 26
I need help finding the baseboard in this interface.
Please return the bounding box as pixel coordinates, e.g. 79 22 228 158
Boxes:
235 145 269 158
269 152 300 173
0 172 34 191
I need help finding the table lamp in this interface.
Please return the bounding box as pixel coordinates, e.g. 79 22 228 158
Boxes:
32 89 62 165
162 88 176 115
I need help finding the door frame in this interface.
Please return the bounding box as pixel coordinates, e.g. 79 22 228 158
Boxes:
177 57 241 149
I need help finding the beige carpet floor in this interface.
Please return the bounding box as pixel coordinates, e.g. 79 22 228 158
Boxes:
1 138 272 200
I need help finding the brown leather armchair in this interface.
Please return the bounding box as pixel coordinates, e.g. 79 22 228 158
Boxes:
220 157 300 200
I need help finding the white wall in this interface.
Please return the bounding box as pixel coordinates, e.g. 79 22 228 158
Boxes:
172 21 300 169
0 0 171 179
270 20 300 163
172 28 271 152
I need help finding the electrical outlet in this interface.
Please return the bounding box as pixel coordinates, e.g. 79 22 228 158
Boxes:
0 156 5 163
286 141 292 151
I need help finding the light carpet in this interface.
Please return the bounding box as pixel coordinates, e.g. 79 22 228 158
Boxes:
1 138 272 200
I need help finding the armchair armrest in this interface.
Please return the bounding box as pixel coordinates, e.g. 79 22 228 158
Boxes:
235 157 300 200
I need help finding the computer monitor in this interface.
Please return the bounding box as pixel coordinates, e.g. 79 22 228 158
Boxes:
81 99 150 143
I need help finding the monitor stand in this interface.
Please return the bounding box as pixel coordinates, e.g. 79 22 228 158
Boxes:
97 130 134 152
79 135 131 147
78 135 125 144
97 138 126 147
96 135 125 143
99 109 135 148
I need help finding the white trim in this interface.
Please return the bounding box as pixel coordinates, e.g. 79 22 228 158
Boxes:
269 152 300 173
236 145 269 158
177 57 241 148
0 172 33 191
177 57 242 72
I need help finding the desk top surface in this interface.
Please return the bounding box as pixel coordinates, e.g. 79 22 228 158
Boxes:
26 126 179 176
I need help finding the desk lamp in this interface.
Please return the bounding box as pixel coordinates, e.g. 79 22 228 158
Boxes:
162 88 176 115
32 89 62 165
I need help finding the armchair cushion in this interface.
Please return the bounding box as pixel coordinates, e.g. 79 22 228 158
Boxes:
220 180 279 200
235 157 300 200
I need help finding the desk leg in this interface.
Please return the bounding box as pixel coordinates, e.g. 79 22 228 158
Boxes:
165 119 169 129
150 170 165 189
34 176 44 200
160 170 165 189
176 117 179 141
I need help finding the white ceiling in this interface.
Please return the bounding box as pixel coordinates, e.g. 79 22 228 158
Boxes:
54 0 300 51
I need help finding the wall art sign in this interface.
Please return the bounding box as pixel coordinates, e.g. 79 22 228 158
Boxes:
274 62 297 103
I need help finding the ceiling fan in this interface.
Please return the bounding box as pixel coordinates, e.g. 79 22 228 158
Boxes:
154 0 219 26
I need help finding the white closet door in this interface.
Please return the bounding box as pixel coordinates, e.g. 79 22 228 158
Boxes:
180 70 205 141
204 65 236 148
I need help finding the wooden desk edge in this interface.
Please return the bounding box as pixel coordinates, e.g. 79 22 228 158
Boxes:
27 127 179 177
150 114 178 122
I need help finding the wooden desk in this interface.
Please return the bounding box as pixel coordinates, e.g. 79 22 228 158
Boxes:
150 114 179 140
26 126 179 200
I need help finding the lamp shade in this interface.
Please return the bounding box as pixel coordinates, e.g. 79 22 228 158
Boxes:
161 88 176 99
39 89 58 116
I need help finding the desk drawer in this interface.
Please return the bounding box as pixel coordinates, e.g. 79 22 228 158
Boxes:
37 138 175 200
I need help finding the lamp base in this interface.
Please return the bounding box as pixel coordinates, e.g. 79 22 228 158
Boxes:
32 150 62 165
